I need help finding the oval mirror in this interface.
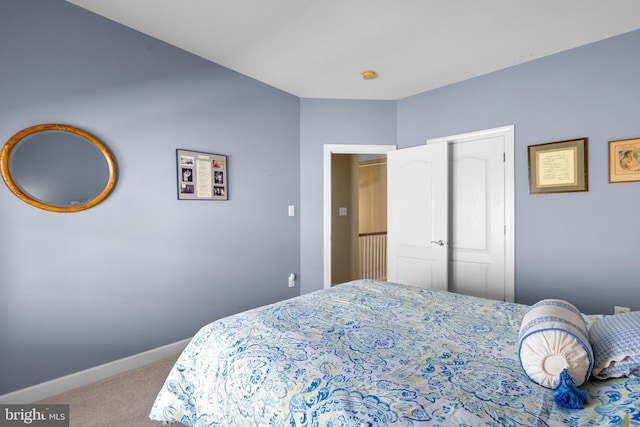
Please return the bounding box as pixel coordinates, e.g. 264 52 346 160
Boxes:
0 124 116 212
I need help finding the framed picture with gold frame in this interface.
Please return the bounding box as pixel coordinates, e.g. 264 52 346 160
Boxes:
608 137 640 183
528 138 588 194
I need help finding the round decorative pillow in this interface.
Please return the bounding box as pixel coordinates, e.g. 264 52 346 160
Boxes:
518 299 593 389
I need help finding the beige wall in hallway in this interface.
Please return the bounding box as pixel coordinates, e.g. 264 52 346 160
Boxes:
331 154 359 284
358 158 387 234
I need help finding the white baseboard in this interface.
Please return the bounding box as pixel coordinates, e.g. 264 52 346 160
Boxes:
0 338 191 404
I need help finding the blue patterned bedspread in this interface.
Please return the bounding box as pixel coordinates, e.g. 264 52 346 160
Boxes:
149 280 640 426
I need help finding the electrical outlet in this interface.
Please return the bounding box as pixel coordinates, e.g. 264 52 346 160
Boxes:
288 273 296 288
614 306 631 315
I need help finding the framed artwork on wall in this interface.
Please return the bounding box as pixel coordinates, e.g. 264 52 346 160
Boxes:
527 138 588 194
608 137 640 183
176 149 228 200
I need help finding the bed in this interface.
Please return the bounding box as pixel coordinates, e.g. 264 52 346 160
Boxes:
149 279 640 426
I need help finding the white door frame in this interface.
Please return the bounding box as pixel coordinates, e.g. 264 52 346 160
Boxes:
323 144 397 289
427 125 515 302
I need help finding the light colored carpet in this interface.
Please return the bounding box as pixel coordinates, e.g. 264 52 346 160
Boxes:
36 355 179 427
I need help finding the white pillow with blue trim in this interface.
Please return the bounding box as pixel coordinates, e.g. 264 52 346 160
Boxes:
589 311 640 380
518 299 593 408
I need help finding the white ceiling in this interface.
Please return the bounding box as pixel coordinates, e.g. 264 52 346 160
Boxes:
66 0 640 100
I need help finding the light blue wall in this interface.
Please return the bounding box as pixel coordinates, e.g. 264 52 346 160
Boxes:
0 0 300 394
397 30 640 314
300 30 640 314
299 99 397 294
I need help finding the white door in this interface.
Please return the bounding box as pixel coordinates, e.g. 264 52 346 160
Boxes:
428 126 514 302
449 136 506 300
387 142 448 290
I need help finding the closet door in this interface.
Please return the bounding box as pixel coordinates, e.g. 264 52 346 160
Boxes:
427 125 514 302
448 136 506 300
387 142 448 290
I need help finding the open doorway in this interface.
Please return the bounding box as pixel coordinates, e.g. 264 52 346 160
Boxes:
356 156 388 281
323 145 396 289
330 154 388 285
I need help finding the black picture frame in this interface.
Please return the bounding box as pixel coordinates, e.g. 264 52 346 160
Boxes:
176 149 228 200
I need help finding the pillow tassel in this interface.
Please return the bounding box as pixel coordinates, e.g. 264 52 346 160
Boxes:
553 368 588 409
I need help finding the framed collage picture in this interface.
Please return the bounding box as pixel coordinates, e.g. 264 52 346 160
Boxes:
176 149 228 200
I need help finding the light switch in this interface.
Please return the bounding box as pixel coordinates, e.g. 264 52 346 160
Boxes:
288 205 295 216
339 207 347 216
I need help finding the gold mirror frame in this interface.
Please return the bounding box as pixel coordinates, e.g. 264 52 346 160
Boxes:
0 124 116 212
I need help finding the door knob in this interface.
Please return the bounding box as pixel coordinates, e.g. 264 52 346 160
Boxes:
431 240 446 246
